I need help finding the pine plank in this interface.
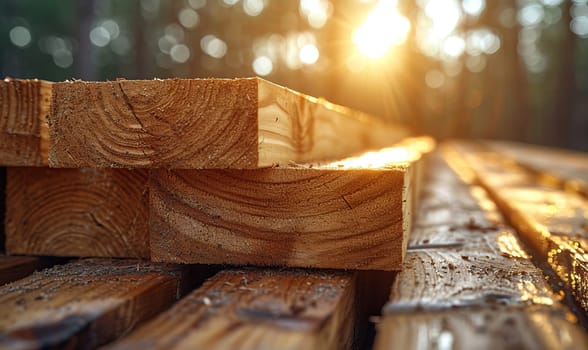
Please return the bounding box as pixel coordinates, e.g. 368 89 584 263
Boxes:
48 78 409 169
0 259 192 349
486 140 588 197
0 255 58 286
150 138 433 270
375 307 588 350
446 142 588 314
390 241 556 312
0 78 50 166
374 151 588 349
6 168 149 258
106 268 356 350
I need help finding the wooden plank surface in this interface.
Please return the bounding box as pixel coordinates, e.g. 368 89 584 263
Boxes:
446 141 588 315
48 78 409 169
486 140 588 197
375 307 588 350
6 168 149 258
0 78 50 166
0 255 59 286
374 151 588 349
106 268 356 350
150 138 433 270
0 259 192 349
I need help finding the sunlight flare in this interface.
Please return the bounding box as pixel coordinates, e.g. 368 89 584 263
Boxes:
352 0 410 59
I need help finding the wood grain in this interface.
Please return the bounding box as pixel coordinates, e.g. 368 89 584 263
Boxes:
374 150 588 349
0 78 50 166
49 78 258 168
0 259 191 349
375 307 588 350
6 167 149 258
49 78 409 169
387 246 556 312
256 79 408 167
149 139 434 270
446 142 588 315
106 268 356 350
486 140 588 197
0 255 58 286
150 167 407 270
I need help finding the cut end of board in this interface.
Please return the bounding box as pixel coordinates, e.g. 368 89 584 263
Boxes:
49 78 259 169
0 77 51 166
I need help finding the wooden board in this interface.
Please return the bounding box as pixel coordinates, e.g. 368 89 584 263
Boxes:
486 140 588 197
48 78 409 169
389 241 556 312
106 268 356 350
0 78 50 166
149 138 434 270
0 259 192 349
374 151 588 349
375 307 588 350
0 255 59 286
6 167 149 258
445 142 588 315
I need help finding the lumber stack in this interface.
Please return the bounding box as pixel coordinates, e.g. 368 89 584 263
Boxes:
106 268 357 350
0 76 430 349
0 77 430 270
445 141 588 315
1 145 588 349
0 259 199 349
374 151 588 349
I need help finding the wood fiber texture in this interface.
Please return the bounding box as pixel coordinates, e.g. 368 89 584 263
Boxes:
49 78 258 168
0 78 50 166
6 167 149 258
107 268 356 350
0 259 190 349
149 166 407 270
446 141 588 316
373 151 588 350
49 78 409 169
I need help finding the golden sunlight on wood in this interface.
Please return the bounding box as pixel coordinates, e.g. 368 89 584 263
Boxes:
326 136 434 169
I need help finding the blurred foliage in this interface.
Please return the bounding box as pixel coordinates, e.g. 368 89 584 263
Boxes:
1 0 587 150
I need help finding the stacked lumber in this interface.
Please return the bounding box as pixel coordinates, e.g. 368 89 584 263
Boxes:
1 148 588 348
374 151 588 349
0 76 430 348
446 141 588 316
106 268 357 350
0 256 386 349
0 259 198 349
1 77 429 269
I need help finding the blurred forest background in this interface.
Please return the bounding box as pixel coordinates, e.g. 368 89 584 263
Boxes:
1 0 587 151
